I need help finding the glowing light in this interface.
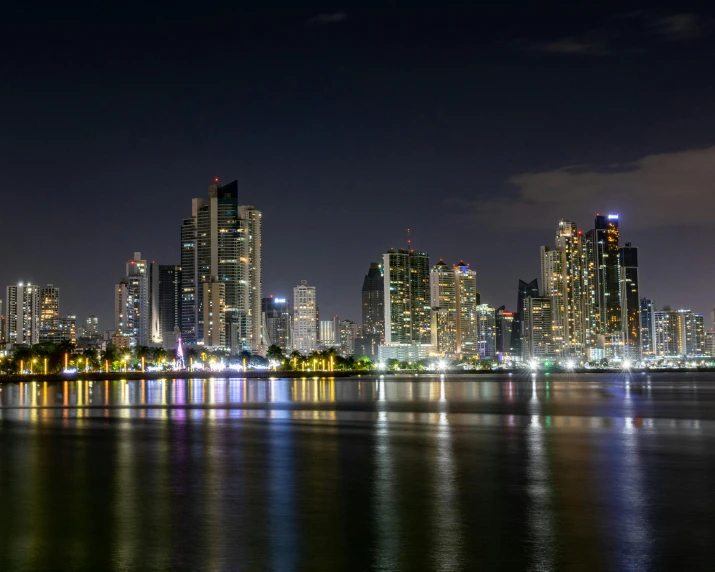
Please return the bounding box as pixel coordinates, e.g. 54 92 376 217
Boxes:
623 360 632 370
566 360 575 370
438 360 447 370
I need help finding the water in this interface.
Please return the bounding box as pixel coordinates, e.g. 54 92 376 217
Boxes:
1 373 714 571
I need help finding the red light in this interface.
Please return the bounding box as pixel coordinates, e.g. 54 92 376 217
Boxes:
215 178 219 182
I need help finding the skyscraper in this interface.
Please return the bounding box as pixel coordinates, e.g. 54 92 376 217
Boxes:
262 296 292 351
585 214 621 356
511 279 539 358
619 242 640 360
180 180 262 351
653 307 680 357
125 252 150 346
339 320 358 355
640 298 655 357
383 248 430 346
5 283 40 348
158 265 182 350
203 278 226 348
430 260 457 356
475 303 496 359
361 262 384 339
495 306 514 357
293 280 317 353
38 284 60 344
540 245 565 356
523 296 552 360
455 262 479 357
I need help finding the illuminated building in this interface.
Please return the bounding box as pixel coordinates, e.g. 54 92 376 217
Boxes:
510 278 539 358
114 279 133 344
475 303 496 359
653 307 680 357
705 331 715 357
157 265 182 350
203 278 226 348
640 298 655 357
39 284 60 330
523 296 552 360
430 260 457 356
585 214 622 356
383 248 431 346
59 315 76 344
293 280 317 353
180 180 262 351
619 243 640 360
360 262 384 356
339 319 358 355
262 296 292 351
83 315 99 339
319 319 337 346
495 306 514 357
122 252 150 346
680 310 705 357
540 246 565 357
5 283 40 347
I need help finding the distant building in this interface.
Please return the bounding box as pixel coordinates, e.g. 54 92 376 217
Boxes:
653 307 680 358
511 279 539 358
361 262 384 339
157 265 182 350
339 319 358 355
383 248 430 345
319 318 337 347
640 299 655 357
619 242 640 360
495 306 514 358
293 281 317 353
475 304 496 359
262 296 292 352
523 296 552 360
430 260 457 356
203 278 226 349
5 283 40 347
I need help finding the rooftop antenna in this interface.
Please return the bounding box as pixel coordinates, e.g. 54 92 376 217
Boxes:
407 228 412 252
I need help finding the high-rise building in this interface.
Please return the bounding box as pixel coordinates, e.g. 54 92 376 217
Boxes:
5 283 40 347
619 243 640 360
475 304 496 359
125 252 150 346
320 319 337 347
84 315 99 338
495 306 514 357
705 330 715 357
640 298 655 357
339 319 358 355
511 279 539 358
585 214 621 355
180 181 262 351
455 262 479 357
361 262 384 339
157 265 182 350
540 245 565 357
59 315 77 345
523 296 552 360
114 279 132 343
38 284 61 344
203 278 226 348
680 310 705 357
383 248 431 346
293 280 317 353
653 307 680 358
261 296 292 351
430 260 457 356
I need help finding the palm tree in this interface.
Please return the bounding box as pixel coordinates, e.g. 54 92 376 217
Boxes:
266 344 284 362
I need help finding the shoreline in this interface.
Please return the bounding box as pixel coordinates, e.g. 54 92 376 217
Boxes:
1 368 714 383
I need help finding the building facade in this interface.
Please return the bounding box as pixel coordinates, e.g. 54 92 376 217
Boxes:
383 249 431 346
5 284 40 347
475 304 496 360
293 281 317 353
619 243 640 359
262 296 292 352
523 296 552 360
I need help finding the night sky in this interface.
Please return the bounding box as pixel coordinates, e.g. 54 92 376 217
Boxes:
3 1 715 330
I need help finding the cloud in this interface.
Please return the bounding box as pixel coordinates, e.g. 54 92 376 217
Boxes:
649 13 702 40
454 147 715 229
306 12 347 25
530 37 609 56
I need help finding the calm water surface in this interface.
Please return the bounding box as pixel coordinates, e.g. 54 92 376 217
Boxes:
1 373 714 571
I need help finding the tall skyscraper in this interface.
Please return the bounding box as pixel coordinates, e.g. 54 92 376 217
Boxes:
640 298 655 357
585 214 621 355
38 284 61 344
383 248 430 346
475 303 496 359
430 260 457 356
180 180 262 351
455 262 479 357
523 296 552 360
293 280 317 353
125 252 150 346
653 307 680 358
5 283 40 347
361 262 384 339
619 242 640 360
339 320 358 355
262 296 292 351
511 279 539 358
540 245 565 356
495 306 514 357
157 265 182 349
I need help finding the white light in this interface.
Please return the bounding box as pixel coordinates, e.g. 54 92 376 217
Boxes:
438 360 447 370
623 360 632 370
566 360 575 370
529 360 538 370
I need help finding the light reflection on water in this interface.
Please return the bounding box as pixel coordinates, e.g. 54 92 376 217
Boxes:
0 373 714 571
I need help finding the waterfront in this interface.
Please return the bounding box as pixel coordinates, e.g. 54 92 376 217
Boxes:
1 373 714 571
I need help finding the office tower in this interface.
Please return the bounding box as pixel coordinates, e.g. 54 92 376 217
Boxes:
85 315 99 338
5 283 40 347
495 306 514 357
640 299 655 357
124 252 150 346
540 246 565 357
293 280 317 353
262 296 292 351
157 265 182 349
180 181 262 351
339 320 358 355
383 248 431 345
361 262 384 338
510 279 539 358
320 319 336 346
114 279 132 342
653 307 680 358
455 262 479 357
585 214 621 355
523 296 552 360
475 304 496 359
430 260 457 356
203 279 226 348
619 243 640 360
679 310 705 357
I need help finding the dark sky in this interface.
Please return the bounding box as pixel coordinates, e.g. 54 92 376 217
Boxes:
3 0 715 330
